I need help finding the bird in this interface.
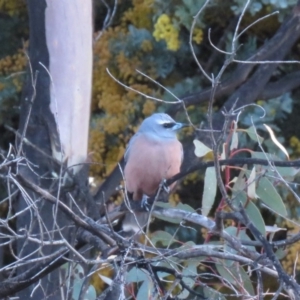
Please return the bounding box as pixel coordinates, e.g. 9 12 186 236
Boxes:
122 113 185 233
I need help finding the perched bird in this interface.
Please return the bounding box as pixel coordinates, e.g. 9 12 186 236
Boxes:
123 113 185 233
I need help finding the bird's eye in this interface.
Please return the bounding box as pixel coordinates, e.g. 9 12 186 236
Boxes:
162 122 175 128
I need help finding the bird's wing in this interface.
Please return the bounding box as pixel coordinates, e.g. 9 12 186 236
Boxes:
180 143 184 164
124 132 141 163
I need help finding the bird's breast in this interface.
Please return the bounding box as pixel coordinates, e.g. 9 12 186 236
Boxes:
124 135 182 200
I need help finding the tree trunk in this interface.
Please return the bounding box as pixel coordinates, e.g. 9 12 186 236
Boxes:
16 0 92 298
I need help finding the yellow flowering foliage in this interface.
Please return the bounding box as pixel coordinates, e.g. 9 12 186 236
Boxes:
90 263 115 295
0 50 26 75
183 172 200 186
281 219 300 274
116 52 142 82
289 136 300 158
122 0 154 30
89 2 204 188
153 14 180 51
89 129 106 175
90 22 158 179
192 28 204 44
142 99 156 116
169 193 181 206
0 49 26 92
0 0 26 16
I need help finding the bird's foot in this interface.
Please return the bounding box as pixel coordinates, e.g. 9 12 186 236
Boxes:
161 179 170 194
141 195 151 211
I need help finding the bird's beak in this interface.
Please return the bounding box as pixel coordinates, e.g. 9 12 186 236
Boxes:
172 122 190 131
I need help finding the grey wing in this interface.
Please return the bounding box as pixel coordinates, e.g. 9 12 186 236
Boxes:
124 132 140 163
180 142 184 164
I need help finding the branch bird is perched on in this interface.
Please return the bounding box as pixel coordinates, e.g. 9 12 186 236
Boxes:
123 113 186 233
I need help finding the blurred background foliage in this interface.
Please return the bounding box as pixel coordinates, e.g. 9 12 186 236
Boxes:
0 0 27 149
90 0 299 180
1 0 300 296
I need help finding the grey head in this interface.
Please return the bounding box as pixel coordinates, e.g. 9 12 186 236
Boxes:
138 113 185 139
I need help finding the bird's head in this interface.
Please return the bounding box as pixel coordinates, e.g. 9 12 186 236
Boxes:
139 113 187 139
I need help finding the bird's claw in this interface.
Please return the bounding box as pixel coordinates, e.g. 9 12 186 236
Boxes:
141 195 151 211
162 179 170 193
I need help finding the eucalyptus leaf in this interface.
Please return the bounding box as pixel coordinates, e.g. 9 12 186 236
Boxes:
224 226 256 256
251 151 299 179
232 192 266 237
136 279 153 300
202 286 227 300
181 258 197 290
216 262 254 296
84 285 97 300
151 230 174 247
256 177 287 217
245 126 264 143
126 267 149 283
202 167 217 216
275 248 287 260
177 285 189 299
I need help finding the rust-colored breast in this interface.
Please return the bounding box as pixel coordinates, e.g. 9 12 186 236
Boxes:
124 135 182 200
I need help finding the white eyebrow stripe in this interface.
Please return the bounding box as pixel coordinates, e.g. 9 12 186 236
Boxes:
157 120 174 125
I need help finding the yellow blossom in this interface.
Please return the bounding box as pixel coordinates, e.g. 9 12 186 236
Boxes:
153 14 180 51
192 28 203 44
289 136 300 157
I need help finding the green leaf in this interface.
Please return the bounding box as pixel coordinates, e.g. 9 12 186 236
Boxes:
175 202 196 213
136 280 153 300
224 226 257 255
245 126 264 143
155 202 195 212
151 231 174 247
126 267 149 283
85 285 97 300
178 258 198 299
216 262 255 296
202 167 217 216
232 192 266 237
244 200 266 236
202 286 227 300
177 285 189 299
232 167 247 191
61 263 97 300
275 248 287 260
178 240 196 248
154 259 180 278
251 152 299 179
256 177 287 217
